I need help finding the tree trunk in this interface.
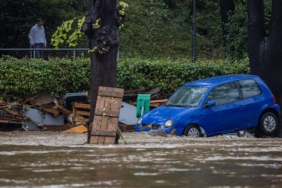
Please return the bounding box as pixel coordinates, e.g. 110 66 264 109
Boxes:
83 0 124 142
89 47 118 122
247 0 265 76
247 0 282 107
219 0 235 47
266 0 282 107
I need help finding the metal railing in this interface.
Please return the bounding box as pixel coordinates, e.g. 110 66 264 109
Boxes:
0 48 89 59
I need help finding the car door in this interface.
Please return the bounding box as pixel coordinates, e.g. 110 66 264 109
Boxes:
202 81 246 136
238 79 263 127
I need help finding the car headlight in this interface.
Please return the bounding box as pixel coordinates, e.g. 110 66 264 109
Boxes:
164 119 174 128
137 117 142 125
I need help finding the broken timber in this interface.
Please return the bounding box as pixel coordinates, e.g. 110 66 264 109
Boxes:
89 87 124 144
72 102 91 126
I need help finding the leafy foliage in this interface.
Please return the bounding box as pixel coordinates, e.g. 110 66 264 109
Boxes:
117 58 250 98
224 0 272 59
52 1 128 57
0 56 90 99
0 0 88 57
0 0 260 60
51 17 85 48
0 56 249 101
118 0 224 59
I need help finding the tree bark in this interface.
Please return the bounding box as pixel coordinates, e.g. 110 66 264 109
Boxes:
219 0 235 47
247 0 282 107
247 0 265 76
82 0 124 142
266 0 282 107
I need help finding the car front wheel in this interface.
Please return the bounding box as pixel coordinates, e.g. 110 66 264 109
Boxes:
259 112 279 135
184 125 202 137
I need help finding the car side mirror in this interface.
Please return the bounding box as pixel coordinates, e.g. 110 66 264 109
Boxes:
206 100 216 107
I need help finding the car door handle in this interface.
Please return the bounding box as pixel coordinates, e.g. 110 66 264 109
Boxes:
239 105 245 108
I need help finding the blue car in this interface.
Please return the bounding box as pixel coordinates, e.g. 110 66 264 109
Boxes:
135 74 281 137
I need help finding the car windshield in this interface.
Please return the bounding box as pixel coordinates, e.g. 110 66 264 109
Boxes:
165 86 209 107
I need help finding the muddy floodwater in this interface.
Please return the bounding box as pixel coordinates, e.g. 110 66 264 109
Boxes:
0 131 282 187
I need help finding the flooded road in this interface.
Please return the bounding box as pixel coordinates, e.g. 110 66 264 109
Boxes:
0 131 282 187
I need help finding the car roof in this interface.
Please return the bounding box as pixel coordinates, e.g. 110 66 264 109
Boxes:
183 74 258 87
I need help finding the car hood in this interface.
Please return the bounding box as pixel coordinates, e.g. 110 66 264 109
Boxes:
142 105 197 124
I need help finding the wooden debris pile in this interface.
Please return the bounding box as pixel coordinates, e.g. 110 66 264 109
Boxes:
0 87 167 133
0 100 28 125
0 93 75 131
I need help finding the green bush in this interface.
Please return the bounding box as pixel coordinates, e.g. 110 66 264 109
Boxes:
117 58 249 98
0 56 249 101
0 56 90 99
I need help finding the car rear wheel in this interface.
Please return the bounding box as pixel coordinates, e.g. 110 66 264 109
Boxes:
184 125 202 137
259 112 279 135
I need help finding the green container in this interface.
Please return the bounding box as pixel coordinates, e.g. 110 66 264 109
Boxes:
136 94 151 117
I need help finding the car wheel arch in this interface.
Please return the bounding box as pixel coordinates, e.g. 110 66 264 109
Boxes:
182 124 205 137
258 108 280 124
258 109 280 136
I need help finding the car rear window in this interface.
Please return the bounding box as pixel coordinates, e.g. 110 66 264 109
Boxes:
239 79 262 98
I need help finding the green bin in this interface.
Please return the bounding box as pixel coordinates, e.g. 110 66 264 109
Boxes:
136 94 151 117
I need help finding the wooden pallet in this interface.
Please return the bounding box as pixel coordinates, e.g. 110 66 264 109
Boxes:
90 86 124 144
72 102 90 126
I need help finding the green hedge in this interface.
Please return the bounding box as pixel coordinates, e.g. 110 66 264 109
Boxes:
117 58 250 98
0 56 250 100
0 56 90 100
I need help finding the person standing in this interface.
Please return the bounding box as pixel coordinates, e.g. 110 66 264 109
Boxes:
28 18 47 58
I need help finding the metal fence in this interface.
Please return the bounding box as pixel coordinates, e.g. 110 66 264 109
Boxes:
0 48 89 59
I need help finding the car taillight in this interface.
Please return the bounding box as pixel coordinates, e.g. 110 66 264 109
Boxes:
272 94 277 104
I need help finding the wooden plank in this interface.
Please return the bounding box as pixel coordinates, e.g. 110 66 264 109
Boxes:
0 120 22 124
150 99 168 103
72 102 78 126
73 117 88 123
95 110 120 117
149 99 168 108
53 98 72 116
90 86 124 144
103 87 122 144
3 108 19 115
131 99 167 107
73 103 91 109
98 90 124 98
72 102 90 125
0 116 26 120
97 88 109 144
42 107 60 116
91 130 116 136
65 125 88 133
104 116 119 144
75 110 90 116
